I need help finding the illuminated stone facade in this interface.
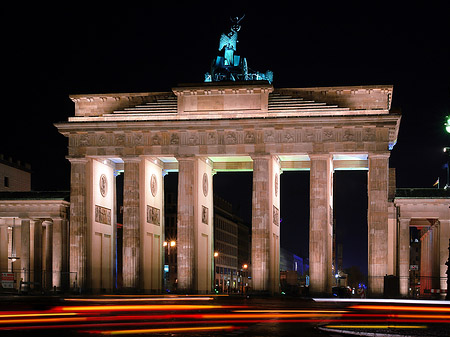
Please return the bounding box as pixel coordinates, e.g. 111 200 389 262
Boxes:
56 82 401 295
394 189 450 299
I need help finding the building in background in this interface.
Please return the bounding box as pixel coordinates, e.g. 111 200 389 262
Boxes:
0 155 31 192
0 157 70 293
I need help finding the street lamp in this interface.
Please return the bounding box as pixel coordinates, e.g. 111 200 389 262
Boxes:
242 264 248 294
213 252 219 293
445 116 450 134
163 240 176 292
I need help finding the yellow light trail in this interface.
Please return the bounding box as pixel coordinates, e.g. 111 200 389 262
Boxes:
202 313 342 319
63 297 214 302
93 325 236 335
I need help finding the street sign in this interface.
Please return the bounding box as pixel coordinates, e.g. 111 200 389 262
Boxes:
1 272 14 288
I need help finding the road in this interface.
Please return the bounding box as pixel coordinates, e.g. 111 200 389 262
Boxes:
0 295 449 336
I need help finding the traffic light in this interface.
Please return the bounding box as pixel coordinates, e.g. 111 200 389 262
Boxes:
445 116 450 134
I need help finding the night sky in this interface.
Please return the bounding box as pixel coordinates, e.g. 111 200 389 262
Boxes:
3 3 449 274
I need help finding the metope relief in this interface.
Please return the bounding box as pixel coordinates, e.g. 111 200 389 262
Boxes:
273 205 279 226
95 205 111 225
202 206 208 224
147 205 160 225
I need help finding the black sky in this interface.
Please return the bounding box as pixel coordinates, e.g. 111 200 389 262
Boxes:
2 3 449 273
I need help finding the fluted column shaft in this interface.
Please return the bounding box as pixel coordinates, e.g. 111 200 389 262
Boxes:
69 158 88 290
309 154 333 295
122 158 141 289
398 218 410 297
368 153 390 296
177 157 196 292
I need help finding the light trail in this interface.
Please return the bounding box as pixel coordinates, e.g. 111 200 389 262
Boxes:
314 298 450 305
233 309 349 313
55 304 228 312
0 312 77 318
324 324 427 329
63 297 215 302
84 325 239 335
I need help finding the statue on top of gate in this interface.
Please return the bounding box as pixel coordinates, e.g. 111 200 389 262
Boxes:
205 15 273 83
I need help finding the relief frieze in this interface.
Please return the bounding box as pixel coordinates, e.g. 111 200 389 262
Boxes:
114 133 125 146
95 205 111 225
343 129 355 142
207 132 217 145
170 133 179 145
79 134 91 146
146 205 160 225
363 128 376 141
225 132 237 144
151 134 161 145
264 130 275 143
323 129 334 142
188 133 199 145
244 131 255 144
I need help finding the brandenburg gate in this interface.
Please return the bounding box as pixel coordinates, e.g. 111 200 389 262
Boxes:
56 82 401 296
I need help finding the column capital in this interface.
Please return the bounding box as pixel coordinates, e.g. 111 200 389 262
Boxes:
308 153 332 160
175 154 196 161
66 156 88 164
368 152 391 159
250 153 271 161
122 156 142 163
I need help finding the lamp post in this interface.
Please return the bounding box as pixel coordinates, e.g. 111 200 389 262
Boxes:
163 240 176 292
242 264 248 294
213 252 219 293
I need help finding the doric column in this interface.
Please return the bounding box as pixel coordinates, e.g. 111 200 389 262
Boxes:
44 221 53 290
68 157 88 291
251 155 280 294
21 219 31 285
177 156 196 292
52 219 63 290
398 218 410 297
33 219 43 290
309 154 333 295
439 220 450 295
367 152 390 296
122 157 141 290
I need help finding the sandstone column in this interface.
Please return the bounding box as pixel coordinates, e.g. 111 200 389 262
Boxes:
33 219 43 289
367 153 389 296
21 219 30 286
68 158 88 291
439 219 450 295
122 157 141 290
398 218 410 297
251 155 280 294
45 221 53 290
177 156 196 293
309 154 333 295
52 219 63 290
